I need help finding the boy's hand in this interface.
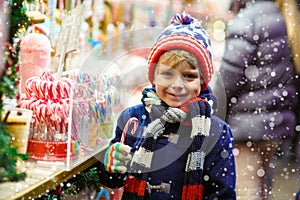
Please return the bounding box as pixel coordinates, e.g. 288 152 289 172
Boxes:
104 142 132 174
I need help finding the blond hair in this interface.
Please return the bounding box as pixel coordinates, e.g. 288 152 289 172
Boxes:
276 0 300 73
157 50 199 69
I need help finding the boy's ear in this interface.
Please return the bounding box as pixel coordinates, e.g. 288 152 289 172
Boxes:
152 76 156 85
152 67 159 83
200 77 204 84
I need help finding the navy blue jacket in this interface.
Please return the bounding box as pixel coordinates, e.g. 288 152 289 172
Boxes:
99 102 236 200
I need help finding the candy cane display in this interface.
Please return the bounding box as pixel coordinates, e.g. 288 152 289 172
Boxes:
21 70 120 145
19 70 79 140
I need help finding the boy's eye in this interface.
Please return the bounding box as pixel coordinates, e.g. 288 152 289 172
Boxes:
183 73 197 79
162 71 173 77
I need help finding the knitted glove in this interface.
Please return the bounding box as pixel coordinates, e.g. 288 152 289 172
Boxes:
104 142 132 174
145 105 186 139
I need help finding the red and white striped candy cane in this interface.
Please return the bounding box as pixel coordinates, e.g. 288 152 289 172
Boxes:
120 117 138 144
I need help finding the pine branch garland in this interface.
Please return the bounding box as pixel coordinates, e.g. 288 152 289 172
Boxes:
0 0 30 182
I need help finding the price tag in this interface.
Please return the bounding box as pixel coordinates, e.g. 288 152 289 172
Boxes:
55 4 84 77
55 4 84 56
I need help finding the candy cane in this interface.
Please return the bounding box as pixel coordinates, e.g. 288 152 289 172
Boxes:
120 117 138 144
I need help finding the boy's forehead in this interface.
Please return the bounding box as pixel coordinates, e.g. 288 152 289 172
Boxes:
155 63 171 73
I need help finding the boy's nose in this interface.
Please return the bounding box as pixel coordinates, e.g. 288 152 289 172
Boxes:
171 75 184 88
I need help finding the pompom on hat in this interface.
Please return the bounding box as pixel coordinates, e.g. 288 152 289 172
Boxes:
147 12 214 90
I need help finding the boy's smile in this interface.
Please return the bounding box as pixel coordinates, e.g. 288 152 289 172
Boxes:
154 61 202 107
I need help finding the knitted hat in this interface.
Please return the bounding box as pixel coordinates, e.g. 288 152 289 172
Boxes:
147 13 214 90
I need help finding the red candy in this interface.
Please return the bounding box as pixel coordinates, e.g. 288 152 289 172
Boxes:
20 71 75 137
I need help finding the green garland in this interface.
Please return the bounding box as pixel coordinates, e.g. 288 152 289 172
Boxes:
0 0 32 182
37 167 102 199
61 167 102 195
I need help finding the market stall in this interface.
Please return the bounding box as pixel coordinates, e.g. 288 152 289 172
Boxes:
0 0 232 199
0 0 172 199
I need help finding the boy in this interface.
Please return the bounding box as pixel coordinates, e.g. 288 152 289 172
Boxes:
100 13 236 200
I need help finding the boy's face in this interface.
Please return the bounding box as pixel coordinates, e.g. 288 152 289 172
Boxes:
154 61 202 107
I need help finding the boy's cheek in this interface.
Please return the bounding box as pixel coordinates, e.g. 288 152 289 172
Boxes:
154 77 170 87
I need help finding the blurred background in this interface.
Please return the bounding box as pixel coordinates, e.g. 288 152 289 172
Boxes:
1 0 299 199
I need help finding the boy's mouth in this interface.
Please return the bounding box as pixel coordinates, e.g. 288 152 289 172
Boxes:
167 92 186 99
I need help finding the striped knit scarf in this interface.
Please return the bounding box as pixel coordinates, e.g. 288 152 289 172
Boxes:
123 88 211 200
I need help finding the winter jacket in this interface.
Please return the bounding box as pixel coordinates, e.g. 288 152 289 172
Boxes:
98 102 236 200
217 0 298 141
